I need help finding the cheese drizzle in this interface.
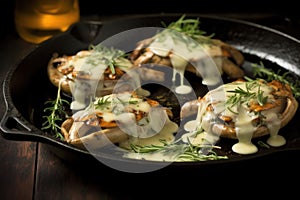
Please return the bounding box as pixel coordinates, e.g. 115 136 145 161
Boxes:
183 80 286 155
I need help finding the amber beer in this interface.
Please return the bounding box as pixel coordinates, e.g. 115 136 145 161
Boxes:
14 0 80 44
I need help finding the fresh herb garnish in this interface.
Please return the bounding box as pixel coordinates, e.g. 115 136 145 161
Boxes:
86 44 129 74
257 140 270 149
41 80 69 140
257 87 269 106
163 14 214 42
153 15 215 52
250 62 300 98
129 138 228 162
226 80 268 109
94 96 111 109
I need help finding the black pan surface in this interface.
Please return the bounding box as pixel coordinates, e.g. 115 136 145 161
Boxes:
1 13 300 173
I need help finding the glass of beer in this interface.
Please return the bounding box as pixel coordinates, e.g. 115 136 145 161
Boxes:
14 0 80 44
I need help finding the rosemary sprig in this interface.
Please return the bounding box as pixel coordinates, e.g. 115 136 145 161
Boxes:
94 96 111 109
41 80 69 140
129 138 228 162
257 87 269 106
153 15 215 52
163 14 214 41
89 44 126 59
226 80 268 109
257 140 270 149
251 62 300 98
86 44 129 74
130 140 168 154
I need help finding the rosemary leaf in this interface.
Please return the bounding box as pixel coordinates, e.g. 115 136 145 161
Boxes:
251 62 300 98
129 138 228 162
41 80 69 140
162 15 214 44
226 80 269 111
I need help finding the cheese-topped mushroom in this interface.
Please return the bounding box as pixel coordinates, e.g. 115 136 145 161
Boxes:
130 15 245 94
61 92 178 150
48 44 165 110
181 79 298 155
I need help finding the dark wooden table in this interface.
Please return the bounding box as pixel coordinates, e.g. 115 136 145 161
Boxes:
1 13 300 200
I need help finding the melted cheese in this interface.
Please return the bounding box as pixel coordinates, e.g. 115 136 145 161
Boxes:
72 92 178 141
62 48 150 110
93 93 151 118
121 119 179 161
183 80 286 155
148 29 223 92
232 105 258 154
120 116 178 148
265 112 286 147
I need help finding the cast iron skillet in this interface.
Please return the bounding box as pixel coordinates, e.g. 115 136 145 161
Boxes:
1 13 300 173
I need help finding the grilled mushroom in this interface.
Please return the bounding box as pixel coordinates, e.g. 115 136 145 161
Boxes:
181 79 298 154
47 45 165 110
130 15 245 86
61 92 177 150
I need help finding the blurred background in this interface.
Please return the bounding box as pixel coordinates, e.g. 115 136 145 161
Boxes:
1 0 300 42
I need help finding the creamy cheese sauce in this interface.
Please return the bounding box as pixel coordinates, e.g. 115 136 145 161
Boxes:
116 108 169 138
120 117 178 148
265 112 286 147
183 102 203 132
120 123 178 162
175 85 193 95
267 135 286 147
93 93 151 116
67 50 112 110
72 92 177 142
181 131 219 146
170 53 192 94
183 120 198 132
148 29 222 93
121 119 179 161
183 80 286 155
232 106 258 154
61 48 150 110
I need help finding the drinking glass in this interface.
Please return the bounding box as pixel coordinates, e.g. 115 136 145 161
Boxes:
14 0 80 44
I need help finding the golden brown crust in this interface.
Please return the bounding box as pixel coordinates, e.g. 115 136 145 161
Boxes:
212 96 298 139
47 54 73 94
60 94 174 149
47 51 166 97
212 81 298 139
61 118 129 149
130 37 245 80
181 80 298 139
47 53 118 96
47 50 133 96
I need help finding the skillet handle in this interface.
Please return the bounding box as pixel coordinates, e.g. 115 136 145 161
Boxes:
0 108 40 141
